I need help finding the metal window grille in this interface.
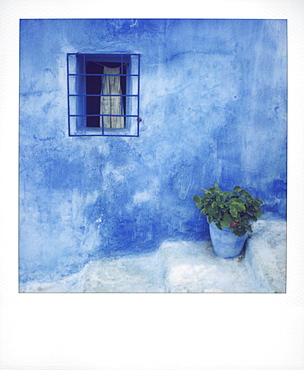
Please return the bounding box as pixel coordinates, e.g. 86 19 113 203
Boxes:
67 53 140 137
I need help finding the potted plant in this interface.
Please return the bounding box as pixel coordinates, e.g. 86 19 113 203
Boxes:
193 183 263 258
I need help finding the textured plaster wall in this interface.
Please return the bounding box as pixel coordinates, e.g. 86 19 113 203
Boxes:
19 19 287 283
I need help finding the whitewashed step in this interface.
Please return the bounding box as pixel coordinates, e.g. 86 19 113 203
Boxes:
245 220 286 293
159 240 264 293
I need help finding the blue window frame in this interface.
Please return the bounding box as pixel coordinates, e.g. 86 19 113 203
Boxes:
67 53 140 137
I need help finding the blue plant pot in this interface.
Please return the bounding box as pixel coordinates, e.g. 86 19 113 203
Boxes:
209 222 248 259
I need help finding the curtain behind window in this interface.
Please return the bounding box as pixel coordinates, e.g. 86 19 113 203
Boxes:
100 66 125 128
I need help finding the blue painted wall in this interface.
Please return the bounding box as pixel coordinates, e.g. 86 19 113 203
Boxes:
19 19 287 283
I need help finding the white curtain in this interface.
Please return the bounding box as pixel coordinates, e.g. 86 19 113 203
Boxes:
100 66 125 128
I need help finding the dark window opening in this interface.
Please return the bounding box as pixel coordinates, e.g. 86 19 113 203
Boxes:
86 61 127 128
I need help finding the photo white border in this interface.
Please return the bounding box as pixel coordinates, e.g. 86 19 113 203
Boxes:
1 1 304 369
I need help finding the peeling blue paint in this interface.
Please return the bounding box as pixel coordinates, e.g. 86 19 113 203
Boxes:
19 19 287 284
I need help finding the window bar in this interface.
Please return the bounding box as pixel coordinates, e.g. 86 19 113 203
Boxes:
137 54 140 137
69 93 138 97
70 133 139 138
70 114 138 117
120 54 124 129
69 73 138 77
101 61 105 134
67 54 71 136
84 54 87 131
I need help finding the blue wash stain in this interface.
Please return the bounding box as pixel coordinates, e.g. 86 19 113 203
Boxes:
19 19 287 283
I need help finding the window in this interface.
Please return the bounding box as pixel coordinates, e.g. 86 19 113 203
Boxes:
67 53 140 137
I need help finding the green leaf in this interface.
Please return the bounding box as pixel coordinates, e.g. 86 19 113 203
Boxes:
215 222 222 230
193 195 203 209
230 207 238 218
239 190 247 197
230 197 245 205
208 215 214 224
220 220 230 228
229 199 246 214
233 186 242 192
205 204 213 213
247 225 253 233
222 191 231 201
234 229 247 237
223 213 233 223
